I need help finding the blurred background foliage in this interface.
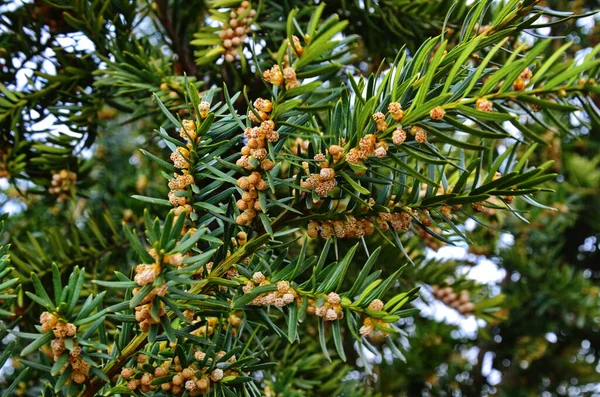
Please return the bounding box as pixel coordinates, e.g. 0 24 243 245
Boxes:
0 0 599 396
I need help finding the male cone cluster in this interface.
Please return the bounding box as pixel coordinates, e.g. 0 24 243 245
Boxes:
49 169 76 203
121 350 237 394
236 172 267 225
168 107 212 234
311 292 344 321
243 272 298 307
346 133 389 166
301 153 338 197
132 249 176 331
235 98 280 226
40 312 90 385
218 1 256 63
242 274 344 321
431 285 474 315
307 209 413 239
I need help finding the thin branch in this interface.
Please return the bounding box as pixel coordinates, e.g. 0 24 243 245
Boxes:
155 0 197 77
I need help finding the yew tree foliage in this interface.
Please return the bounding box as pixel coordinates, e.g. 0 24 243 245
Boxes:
0 0 599 396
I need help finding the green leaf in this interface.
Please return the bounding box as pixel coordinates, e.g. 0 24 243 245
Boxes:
287 303 298 343
21 332 53 357
123 224 155 264
443 37 482 94
387 153 439 187
51 263 62 307
140 149 177 172
409 40 447 111
193 201 225 214
453 105 515 122
67 268 85 315
530 41 573 85
516 95 578 111
257 211 274 238
282 81 322 99
1 367 30 397
446 194 490 205
339 171 370 195
425 126 487 151
160 315 177 343
31 273 54 310
93 280 138 288
347 247 381 298
354 279 383 306
544 59 600 89
132 195 172 206
173 229 206 254
154 93 182 129
318 244 358 293
51 352 70 376
317 319 331 362
129 284 154 309
331 319 346 361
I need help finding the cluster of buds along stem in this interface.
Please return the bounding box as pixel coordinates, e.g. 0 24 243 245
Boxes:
179 119 198 143
40 312 90 384
168 172 194 208
307 208 413 239
418 209 434 227
262 65 283 86
439 204 455 220
133 250 173 331
218 1 255 63
431 285 474 315
170 146 191 170
238 124 278 171
169 118 205 231
346 133 389 170
410 125 428 144
241 276 362 323
307 216 373 239
121 350 237 395
247 97 272 123
472 202 485 213
231 231 247 248
359 317 392 340
242 272 298 307
49 169 76 203
378 210 414 232
236 172 268 225
309 292 344 321
283 66 300 89
228 312 243 336
238 98 279 211
513 67 532 91
133 283 167 332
